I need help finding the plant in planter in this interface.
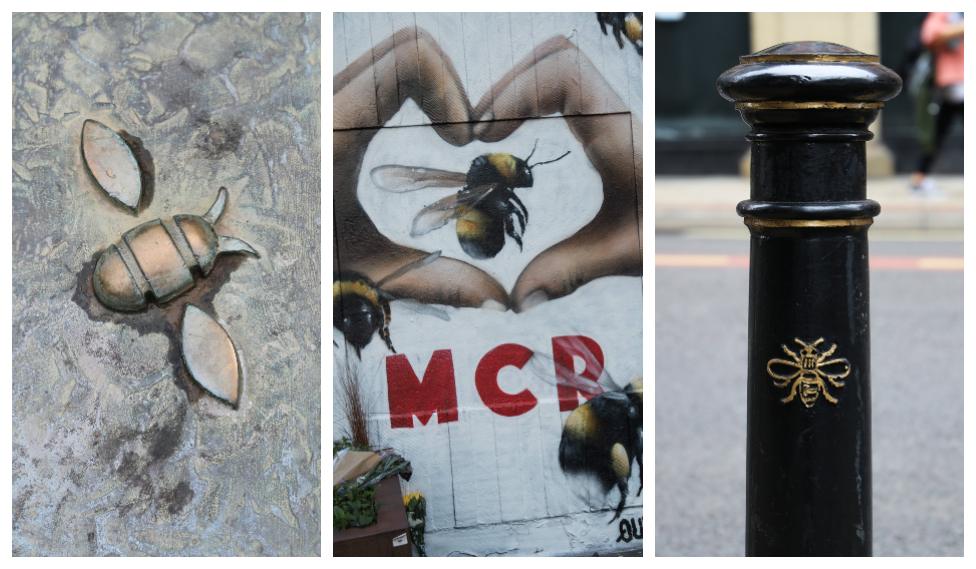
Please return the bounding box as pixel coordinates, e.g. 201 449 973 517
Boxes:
334 353 416 544
334 483 378 531
334 449 413 531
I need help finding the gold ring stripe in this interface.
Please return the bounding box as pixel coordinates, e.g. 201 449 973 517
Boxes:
743 217 874 229
735 101 884 110
742 54 879 64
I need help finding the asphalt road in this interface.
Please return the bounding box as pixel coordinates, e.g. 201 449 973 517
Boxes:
655 233 964 556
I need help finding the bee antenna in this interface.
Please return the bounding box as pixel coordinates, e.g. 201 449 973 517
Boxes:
528 150 571 170
525 139 539 163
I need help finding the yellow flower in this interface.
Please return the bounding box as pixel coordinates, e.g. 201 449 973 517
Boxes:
403 491 424 507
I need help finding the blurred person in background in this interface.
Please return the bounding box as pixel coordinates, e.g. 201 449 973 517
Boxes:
910 12 963 197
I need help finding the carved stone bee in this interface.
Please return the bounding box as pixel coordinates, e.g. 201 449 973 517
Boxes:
82 119 257 407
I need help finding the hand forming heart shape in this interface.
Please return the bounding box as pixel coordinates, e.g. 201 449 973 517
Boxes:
334 28 642 312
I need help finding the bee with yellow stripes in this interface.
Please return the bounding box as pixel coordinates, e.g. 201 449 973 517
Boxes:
597 12 643 55
333 251 441 358
371 141 569 259
524 340 643 522
559 377 643 523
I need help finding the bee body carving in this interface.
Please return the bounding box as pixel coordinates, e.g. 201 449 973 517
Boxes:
93 187 258 312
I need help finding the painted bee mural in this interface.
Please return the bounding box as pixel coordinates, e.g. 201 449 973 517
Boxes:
370 141 570 259
334 17 644 555
526 340 643 522
767 337 852 408
333 251 445 358
559 376 643 522
596 12 643 55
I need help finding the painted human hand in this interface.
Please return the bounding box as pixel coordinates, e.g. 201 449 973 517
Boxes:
472 35 643 312
334 28 508 309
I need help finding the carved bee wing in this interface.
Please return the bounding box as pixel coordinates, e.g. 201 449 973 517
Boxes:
82 119 143 213
817 358 852 381
370 165 468 192
767 357 802 385
410 184 498 237
182 304 241 407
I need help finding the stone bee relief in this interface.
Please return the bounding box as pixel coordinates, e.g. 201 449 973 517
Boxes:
82 119 257 408
92 187 257 311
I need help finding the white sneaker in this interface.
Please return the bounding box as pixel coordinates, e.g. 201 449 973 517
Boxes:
911 178 945 199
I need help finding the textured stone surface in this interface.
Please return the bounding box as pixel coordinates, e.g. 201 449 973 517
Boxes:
13 13 320 556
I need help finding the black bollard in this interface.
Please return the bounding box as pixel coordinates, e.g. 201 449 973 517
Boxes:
717 42 901 556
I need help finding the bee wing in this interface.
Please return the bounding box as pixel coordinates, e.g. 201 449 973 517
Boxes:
767 358 802 382
391 298 451 321
375 250 442 288
549 334 623 392
523 346 608 397
82 119 143 213
409 184 498 237
370 165 467 192
818 358 852 380
182 305 241 407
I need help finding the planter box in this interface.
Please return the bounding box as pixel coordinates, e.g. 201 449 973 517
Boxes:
334 476 412 557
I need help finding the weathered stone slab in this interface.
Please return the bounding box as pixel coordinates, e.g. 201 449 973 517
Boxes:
13 13 321 556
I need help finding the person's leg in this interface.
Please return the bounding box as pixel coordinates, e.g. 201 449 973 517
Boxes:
912 99 960 191
927 101 960 170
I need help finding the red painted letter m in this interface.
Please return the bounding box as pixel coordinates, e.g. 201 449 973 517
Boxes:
386 350 459 428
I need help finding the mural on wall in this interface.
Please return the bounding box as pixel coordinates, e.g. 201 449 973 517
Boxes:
371 140 571 259
596 12 644 55
518 338 643 521
334 13 642 556
556 369 643 521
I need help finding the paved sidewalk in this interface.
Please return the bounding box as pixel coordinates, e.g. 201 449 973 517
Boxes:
656 176 963 234
655 236 964 556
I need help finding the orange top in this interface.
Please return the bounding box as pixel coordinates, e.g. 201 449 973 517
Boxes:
921 12 964 87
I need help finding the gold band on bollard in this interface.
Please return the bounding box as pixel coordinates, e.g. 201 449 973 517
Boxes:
743 217 874 229
735 101 884 111
741 53 880 64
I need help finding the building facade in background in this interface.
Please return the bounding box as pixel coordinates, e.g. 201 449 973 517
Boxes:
655 12 963 175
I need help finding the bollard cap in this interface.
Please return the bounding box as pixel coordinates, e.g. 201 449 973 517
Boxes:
717 41 902 107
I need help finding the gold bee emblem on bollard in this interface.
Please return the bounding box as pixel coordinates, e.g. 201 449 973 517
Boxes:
767 338 851 408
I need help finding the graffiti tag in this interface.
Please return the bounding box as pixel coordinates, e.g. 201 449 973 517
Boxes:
616 517 643 543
